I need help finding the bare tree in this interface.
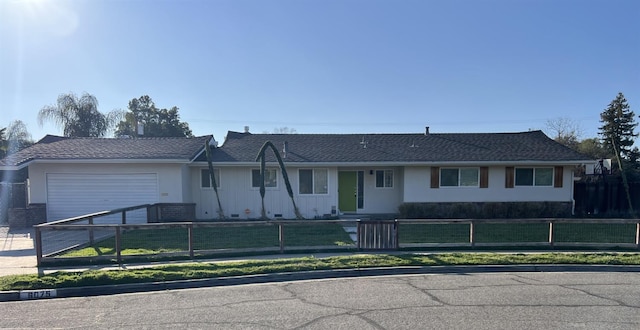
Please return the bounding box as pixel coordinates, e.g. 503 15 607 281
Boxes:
271 127 297 134
545 117 582 150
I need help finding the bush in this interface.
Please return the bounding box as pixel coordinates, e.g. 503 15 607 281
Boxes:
398 202 572 219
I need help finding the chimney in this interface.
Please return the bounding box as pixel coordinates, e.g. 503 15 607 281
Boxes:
244 126 250 133
137 122 144 137
283 141 288 158
425 126 430 135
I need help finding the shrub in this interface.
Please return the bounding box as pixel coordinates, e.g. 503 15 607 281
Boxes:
398 202 572 219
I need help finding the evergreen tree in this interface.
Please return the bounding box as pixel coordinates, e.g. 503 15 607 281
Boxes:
115 95 193 137
599 92 638 160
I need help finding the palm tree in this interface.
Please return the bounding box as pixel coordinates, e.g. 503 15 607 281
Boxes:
4 120 33 154
255 141 303 219
38 92 122 137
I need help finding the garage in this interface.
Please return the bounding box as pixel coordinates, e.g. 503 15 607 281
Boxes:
46 173 159 222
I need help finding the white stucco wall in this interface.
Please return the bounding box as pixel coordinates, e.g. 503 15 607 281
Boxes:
403 166 575 203
356 167 404 214
28 162 188 204
191 166 340 219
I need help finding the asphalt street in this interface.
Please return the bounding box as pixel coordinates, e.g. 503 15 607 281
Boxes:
2 271 640 329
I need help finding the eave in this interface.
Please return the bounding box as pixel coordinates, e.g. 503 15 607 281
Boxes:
1 158 194 170
189 159 596 167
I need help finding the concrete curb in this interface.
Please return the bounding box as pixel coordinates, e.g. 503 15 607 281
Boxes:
2 264 640 302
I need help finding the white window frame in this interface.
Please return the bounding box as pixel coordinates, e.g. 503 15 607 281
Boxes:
515 167 553 187
200 168 220 189
251 168 278 188
440 167 479 187
375 169 394 188
298 169 329 195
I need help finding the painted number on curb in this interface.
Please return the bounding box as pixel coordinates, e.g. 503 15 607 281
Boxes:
20 289 57 300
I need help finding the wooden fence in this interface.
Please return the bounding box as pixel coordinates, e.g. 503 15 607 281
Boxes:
34 208 640 266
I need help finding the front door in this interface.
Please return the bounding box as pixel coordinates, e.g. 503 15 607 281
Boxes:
338 172 357 212
339 171 364 213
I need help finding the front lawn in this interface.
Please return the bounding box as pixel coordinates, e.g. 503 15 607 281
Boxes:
399 222 637 244
63 223 354 257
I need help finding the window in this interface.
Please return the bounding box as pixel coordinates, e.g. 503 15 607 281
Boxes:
251 169 277 188
201 168 220 188
299 169 328 194
440 168 479 187
515 167 553 186
375 170 393 188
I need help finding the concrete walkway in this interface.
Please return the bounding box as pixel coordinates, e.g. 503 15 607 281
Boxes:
0 226 38 276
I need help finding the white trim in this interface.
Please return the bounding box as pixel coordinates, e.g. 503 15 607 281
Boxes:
200 168 221 189
298 168 329 195
514 166 554 187
440 167 480 188
374 169 394 189
250 168 279 189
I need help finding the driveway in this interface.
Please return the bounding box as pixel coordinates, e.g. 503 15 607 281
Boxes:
0 226 37 276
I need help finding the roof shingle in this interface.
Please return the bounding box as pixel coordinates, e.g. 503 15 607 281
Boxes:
1 135 211 167
200 130 592 164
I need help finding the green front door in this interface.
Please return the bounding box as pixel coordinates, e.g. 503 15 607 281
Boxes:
338 171 357 212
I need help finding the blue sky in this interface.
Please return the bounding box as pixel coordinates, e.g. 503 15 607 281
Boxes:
1 0 639 143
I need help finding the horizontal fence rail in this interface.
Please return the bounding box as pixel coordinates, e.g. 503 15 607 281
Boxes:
34 209 640 266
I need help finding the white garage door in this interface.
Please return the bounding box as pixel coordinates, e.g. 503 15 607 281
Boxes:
46 173 159 222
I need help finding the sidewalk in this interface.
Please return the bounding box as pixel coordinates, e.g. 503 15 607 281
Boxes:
0 226 38 276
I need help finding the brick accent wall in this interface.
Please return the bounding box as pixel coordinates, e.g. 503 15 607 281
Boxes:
147 203 196 222
8 204 47 228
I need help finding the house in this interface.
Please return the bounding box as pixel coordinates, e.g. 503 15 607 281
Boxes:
0 129 594 223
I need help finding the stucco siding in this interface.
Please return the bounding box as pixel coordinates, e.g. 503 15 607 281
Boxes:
403 166 574 203
192 166 339 219
357 167 403 214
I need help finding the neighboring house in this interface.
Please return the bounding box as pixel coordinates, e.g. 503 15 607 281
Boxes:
0 129 594 222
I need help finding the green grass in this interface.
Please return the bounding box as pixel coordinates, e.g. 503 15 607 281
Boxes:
63 223 354 257
399 223 637 244
2 253 640 291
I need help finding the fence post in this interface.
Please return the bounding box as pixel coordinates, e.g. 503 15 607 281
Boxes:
635 221 640 249
122 210 127 224
394 220 399 249
469 221 475 247
356 221 361 249
188 224 194 259
115 226 122 264
35 226 43 267
548 221 555 248
88 217 94 244
279 223 284 253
